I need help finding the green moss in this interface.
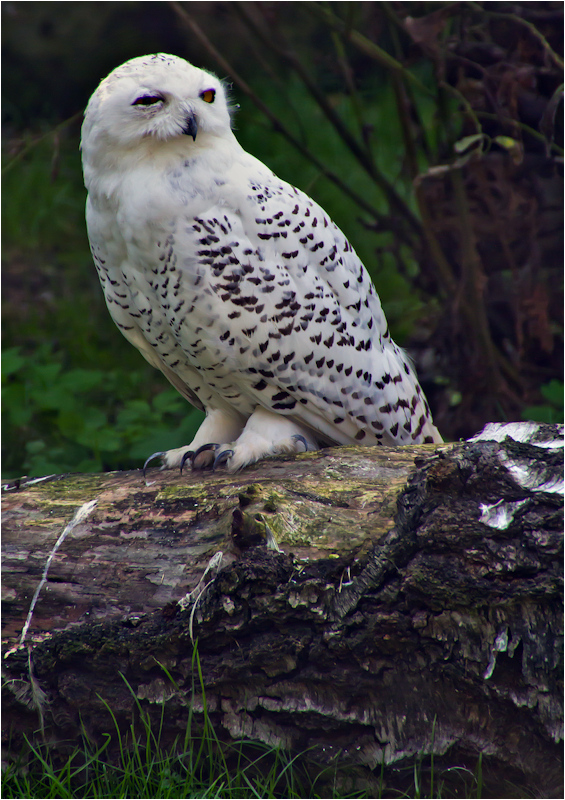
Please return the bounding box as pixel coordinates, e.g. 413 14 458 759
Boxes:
155 485 208 504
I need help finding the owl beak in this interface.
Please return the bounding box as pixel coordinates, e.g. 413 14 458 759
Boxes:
182 112 198 140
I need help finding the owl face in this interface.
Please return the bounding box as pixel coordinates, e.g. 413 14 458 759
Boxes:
82 54 231 151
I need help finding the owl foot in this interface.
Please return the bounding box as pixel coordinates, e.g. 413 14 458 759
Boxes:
144 410 318 476
177 443 239 472
144 445 207 476
175 426 315 474
142 410 247 477
220 431 315 472
187 428 316 474
180 442 227 474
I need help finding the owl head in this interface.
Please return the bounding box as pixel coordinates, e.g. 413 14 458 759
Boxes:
81 54 232 156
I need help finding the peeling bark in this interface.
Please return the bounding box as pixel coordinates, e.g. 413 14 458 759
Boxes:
2 423 563 796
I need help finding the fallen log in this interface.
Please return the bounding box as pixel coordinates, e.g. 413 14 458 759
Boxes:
2 422 563 796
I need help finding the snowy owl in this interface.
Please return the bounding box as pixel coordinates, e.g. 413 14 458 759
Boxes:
81 53 442 473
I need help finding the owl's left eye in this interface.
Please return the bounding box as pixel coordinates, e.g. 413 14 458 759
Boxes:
132 95 163 106
199 89 216 104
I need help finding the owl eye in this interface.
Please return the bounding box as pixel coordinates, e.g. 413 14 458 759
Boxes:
199 89 216 104
132 95 163 106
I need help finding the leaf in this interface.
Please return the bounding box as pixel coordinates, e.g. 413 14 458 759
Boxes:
116 400 153 428
25 439 47 456
87 428 123 452
403 6 454 51
540 380 564 408
59 368 105 393
153 390 186 414
35 388 76 412
1 347 26 378
493 135 518 150
2 384 32 426
33 363 63 385
56 409 88 439
521 405 559 424
453 134 487 154
493 135 523 164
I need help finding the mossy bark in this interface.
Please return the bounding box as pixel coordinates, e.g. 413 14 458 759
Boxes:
2 429 563 796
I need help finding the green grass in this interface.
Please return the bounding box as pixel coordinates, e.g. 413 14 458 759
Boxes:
2 652 486 800
3 659 487 800
2 711 486 800
2 660 360 799
2 734 324 799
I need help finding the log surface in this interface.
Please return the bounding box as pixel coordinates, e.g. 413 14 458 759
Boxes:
2 443 432 638
2 423 563 796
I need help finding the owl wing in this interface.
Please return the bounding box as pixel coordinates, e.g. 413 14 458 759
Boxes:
144 168 440 446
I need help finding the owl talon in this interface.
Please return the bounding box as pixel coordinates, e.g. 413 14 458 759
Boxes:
292 434 310 453
191 442 217 470
179 450 195 474
213 448 234 469
143 451 166 478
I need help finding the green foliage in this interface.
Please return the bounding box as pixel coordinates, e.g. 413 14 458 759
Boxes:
2 132 85 252
2 137 204 479
522 380 564 424
2 343 203 478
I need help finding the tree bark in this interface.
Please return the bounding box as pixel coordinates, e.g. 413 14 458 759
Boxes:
2 423 563 797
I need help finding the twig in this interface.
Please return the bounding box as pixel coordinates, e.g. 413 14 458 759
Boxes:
477 111 564 157
2 111 83 176
466 1 564 70
19 499 98 646
330 30 365 135
233 2 423 239
306 2 435 97
450 169 501 386
168 1 398 232
413 180 458 298
178 551 224 641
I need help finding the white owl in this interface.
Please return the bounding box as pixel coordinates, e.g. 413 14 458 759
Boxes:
81 54 442 473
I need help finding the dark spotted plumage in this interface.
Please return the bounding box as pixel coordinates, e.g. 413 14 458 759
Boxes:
81 54 442 472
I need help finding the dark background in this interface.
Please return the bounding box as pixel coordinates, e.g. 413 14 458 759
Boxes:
2 1 563 478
